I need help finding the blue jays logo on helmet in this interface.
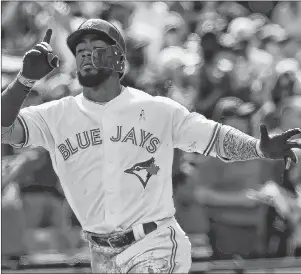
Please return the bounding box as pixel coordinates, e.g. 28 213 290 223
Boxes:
83 20 99 29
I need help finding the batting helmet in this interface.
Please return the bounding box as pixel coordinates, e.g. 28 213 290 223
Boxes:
67 19 126 77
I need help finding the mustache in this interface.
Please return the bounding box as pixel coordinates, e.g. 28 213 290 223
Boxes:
80 58 93 67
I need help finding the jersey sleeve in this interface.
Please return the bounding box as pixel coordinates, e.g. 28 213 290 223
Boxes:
11 100 61 152
170 99 221 157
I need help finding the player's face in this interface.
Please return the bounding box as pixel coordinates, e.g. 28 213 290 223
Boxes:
75 33 113 87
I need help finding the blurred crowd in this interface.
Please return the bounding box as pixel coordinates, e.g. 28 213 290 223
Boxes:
2 1 301 266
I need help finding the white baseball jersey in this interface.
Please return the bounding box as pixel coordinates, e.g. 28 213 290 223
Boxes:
15 87 221 234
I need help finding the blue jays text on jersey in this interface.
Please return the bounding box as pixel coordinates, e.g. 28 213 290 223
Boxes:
57 126 161 161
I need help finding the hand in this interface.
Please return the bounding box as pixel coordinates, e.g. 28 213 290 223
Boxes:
259 124 301 164
21 29 59 80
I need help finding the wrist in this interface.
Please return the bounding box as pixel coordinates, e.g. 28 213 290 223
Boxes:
9 78 32 98
17 71 36 90
256 140 266 158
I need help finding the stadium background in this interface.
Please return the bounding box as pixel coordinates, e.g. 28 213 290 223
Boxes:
1 1 301 272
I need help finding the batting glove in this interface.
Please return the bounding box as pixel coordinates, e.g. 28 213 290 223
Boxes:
259 124 301 164
21 29 59 81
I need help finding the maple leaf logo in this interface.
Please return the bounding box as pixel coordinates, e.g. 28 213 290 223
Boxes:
146 163 160 175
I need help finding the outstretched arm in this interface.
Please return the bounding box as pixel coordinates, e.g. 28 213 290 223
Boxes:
215 124 301 163
170 97 300 162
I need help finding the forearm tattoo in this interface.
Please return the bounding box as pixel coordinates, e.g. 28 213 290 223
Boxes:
218 127 260 161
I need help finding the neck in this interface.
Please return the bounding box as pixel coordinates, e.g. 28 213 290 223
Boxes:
83 76 122 103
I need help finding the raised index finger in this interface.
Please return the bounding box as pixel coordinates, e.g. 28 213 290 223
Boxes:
43 29 52 44
283 128 301 140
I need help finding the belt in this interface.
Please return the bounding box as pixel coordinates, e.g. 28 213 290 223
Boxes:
89 222 157 248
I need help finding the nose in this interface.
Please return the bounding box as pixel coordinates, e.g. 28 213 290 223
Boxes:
82 50 92 58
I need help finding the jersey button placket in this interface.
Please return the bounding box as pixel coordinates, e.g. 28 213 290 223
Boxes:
101 112 109 219
102 110 117 223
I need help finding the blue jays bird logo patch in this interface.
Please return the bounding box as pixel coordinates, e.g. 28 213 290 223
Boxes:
124 157 160 188
83 19 99 29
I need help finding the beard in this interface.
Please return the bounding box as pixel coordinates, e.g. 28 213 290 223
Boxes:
77 68 113 88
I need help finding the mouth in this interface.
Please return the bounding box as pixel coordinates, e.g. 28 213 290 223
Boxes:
82 63 94 70
80 58 94 69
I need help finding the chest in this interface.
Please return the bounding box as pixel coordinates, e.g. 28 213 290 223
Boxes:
51 105 170 164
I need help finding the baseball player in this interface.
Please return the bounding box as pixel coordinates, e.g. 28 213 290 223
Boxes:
2 19 301 273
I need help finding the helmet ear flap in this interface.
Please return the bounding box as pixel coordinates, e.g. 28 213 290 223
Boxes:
91 45 125 73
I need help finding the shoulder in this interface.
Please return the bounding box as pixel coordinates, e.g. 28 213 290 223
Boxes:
126 87 154 100
44 96 77 108
20 96 77 117
127 87 187 111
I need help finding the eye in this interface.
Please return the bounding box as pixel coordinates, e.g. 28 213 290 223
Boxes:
93 45 106 50
76 44 85 54
135 167 141 171
93 41 108 49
